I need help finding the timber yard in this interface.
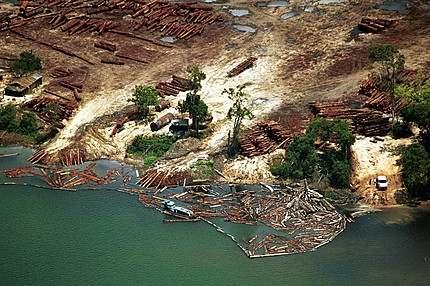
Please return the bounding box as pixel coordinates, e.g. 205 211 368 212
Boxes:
1 0 430 260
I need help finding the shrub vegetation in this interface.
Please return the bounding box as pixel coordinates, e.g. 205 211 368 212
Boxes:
127 135 176 166
11 51 42 75
271 118 355 189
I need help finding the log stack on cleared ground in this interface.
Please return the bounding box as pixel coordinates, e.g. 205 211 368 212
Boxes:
228 57 257 77
156 75 191 97
357 17 396 33
1 0 223 42
240 118 307 157
309 101 391 136
359 78 409 114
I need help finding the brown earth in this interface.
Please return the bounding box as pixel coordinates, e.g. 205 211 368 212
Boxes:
1 0 429 202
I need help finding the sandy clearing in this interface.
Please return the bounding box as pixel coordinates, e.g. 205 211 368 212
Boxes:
351 136 412 206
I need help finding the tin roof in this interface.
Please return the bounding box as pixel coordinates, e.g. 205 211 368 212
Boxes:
9 73 42 88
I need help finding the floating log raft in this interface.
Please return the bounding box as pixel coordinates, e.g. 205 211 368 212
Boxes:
4 162 121 189
228 57 257 77
137 183 348 258
138 169 190 189
58 147 87 166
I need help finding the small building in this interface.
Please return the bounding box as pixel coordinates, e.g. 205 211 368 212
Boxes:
4 73 42 97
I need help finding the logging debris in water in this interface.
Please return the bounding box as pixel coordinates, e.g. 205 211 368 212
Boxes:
138 183 349 258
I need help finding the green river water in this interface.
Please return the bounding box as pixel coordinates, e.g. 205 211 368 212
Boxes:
1 147 429 286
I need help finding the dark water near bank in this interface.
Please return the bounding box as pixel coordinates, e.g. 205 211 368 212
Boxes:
1 147 430 285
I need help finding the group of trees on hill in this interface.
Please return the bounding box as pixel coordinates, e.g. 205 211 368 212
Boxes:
271 118 355 189
396 77 430 197
127 44 429 197
0 104 39 139
368 44 430 198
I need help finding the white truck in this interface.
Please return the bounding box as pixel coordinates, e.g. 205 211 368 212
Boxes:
376 175 389 190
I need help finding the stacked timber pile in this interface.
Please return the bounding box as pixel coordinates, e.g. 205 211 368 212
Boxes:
94 40 117 52
359 78 409 114
240 121 292 157
138 169 190 189
227 57 257 77
23 96 77 127
357 17 396 33
138 184 347 258
309 101 391 136
48 66 89 101
156 75 191 97
4 162 120 189
58 147 88 166
2 0 223 42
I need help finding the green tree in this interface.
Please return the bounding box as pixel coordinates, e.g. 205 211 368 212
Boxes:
396 78 430 146
19 112 38 137
0 104 19 132
129 85 159 118
223 84 254 156
271 118 355 188
369 44 405 119
178 65 209 136
400 143 430 196
271 136 319 179
11 50 42 76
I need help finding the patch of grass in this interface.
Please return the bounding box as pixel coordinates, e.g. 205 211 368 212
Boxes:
191 159 215 179
127 135 176 166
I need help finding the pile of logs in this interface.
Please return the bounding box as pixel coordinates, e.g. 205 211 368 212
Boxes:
240 121 292 157
23 96 77 126
309 101 391 136
94 39 117 52
4 163 118 189
359 78 409 114
138 183 347 258
357 17 396 33
156 75 191 97
150 113 175 131
138 169 190 189
47 66 89 102
58 147 87 166
28 149 49 164
2 0 222 41
110 106 140 137
228 57 257 77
